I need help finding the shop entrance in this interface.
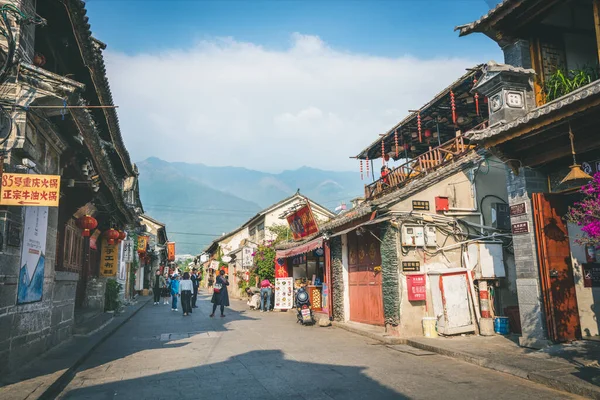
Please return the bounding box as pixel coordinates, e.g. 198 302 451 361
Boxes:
347 229 384 326
532 193 581 342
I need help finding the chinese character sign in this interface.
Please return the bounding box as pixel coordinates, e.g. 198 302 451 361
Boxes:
286 204 319 241
100 238 119 277
242 247 254 268
1 173 61 207
122 239 133 262
167 242 175 261
407 274 426 301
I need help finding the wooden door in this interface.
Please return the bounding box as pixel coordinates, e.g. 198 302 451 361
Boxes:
532 193 581 342
348 229 384 326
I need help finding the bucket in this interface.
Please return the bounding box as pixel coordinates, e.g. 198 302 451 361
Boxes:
422 317 438 338
494 317 510 335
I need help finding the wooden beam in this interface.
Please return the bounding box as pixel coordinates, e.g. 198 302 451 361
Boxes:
594 0 600 64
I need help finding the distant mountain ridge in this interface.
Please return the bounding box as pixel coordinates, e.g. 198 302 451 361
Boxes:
137 158 364 254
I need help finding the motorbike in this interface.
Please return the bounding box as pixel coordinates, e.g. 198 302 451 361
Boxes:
295 286 315 325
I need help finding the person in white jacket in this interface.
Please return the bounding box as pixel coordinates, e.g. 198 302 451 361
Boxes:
179 272 194 316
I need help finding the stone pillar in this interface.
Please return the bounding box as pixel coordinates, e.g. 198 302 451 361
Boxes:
380 222 400 333
502 39 532 69
506 166 551 348
330 236 344 322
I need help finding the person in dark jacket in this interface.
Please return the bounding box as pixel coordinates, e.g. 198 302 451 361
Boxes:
190 268 199 308
210 269 230 318
153 269 166 305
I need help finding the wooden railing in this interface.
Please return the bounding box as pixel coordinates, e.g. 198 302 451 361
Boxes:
364 136 476 200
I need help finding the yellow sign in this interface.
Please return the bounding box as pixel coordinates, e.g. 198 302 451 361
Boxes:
0 173 61 207
100 237 119 277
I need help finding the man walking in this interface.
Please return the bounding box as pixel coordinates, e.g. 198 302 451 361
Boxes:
191 267 200 308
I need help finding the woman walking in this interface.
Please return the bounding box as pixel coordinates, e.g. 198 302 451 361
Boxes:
210 269 230 318
170 273 180 312
153 270 166 305
179 272 193 316
162 273 171 305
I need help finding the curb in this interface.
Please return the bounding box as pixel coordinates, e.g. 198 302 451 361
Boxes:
405 339 600 400
332 321 406 345
39 297 151 400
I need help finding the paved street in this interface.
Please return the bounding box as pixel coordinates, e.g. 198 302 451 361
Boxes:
57 291 581 400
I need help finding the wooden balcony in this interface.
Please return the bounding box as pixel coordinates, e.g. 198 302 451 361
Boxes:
364 136 476 201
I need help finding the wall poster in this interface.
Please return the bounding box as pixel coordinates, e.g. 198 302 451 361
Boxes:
17 206 49 304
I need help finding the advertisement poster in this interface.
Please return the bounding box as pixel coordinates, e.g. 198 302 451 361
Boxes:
286 203 319 241
17 206 49 304
1 173 61 207
275 257 288 278
167 242 176 261
321 282 329 314
100 238 119 277
274 277 294 310
117 241 127 281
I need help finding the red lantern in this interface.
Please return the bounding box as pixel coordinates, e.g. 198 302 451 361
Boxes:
417 112 422 143
360 159 363 181
104 228 120 245
381 139 385 165
424 129 432 138
366 156 369 178
394 130 399 157
77 215 97 237
117 230 126 242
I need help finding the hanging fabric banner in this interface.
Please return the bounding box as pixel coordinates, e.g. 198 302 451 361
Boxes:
286 203 319 241
167 242 176 261
100 237 119 277
137 235 149 254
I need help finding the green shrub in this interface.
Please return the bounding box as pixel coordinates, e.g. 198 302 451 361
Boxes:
105 278 122 312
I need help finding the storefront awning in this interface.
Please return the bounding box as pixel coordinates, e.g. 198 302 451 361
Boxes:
276 237 323 259
329 216 392 238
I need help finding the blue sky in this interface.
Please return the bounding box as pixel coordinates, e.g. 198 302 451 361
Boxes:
86 0 503 172
87 0 500 60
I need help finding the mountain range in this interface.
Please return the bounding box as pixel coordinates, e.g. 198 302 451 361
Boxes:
137 157 364 254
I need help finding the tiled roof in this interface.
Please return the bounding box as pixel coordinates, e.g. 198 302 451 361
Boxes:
455 0 520 37
468 79 600 142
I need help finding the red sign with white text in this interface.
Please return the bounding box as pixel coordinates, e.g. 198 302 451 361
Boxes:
407 274 426 301
286 203 319 241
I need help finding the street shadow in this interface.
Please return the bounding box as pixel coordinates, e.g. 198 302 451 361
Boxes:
60 349 408 399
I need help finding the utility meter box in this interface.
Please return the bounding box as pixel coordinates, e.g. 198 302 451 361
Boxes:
425 226 437 247
402 225 425 247
466 241 506 279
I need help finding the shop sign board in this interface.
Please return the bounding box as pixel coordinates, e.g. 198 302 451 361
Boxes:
137 235 149 253
17 206 48 304
582 263 600 288
242 246 254 268
321 282 329 314
275 257 288 278
167 242 176 261
286 203 319 241
511 221 529 235
1 173 61 207
122 239 134 263
407 274 426 301
100 238 119 277
274 277 294 310
510 202 527 216
210 260 220 271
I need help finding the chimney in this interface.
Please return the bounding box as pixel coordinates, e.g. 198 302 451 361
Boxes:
472 61 536 127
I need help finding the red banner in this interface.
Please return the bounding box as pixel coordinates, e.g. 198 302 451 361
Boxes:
167 242 175 261
286 203 319 241
275 257 288 278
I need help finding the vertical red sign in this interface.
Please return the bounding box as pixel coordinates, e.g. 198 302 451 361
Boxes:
407 274 426 301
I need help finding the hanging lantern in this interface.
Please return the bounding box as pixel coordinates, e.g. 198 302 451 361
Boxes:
411 132 418 139
360 159 363 181
472 77 480 117
117 230 126 242
366 156 369 178
450 91 457 125
381 139 385 165
560 124 592 184
394 130 399 158
424 129 432 138
417 112 422 143
104 228 120 245
77 215 97 237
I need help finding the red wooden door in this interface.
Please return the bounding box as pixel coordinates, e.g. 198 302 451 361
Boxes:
532 193 581 342
348 229 384 326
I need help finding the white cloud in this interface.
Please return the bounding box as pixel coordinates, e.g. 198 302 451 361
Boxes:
104 33 478 172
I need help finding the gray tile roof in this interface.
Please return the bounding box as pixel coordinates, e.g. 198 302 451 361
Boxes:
468 79 600 142
455 0 517 37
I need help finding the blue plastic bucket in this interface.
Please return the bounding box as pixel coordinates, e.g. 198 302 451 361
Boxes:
494 317 510 335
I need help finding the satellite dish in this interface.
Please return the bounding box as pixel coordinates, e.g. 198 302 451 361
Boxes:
0 107 12 144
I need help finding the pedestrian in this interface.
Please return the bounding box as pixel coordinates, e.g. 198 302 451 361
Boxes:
179 272 193 316
210 269 229 318
190 267 199 308
260 277 273 312
170 273 180 311
162 273 171 305
207 271 214 294
153 269 166 305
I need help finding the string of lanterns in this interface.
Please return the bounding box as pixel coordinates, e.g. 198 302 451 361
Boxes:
360 159 363 180
417 112 422 143
394 130 399 158
450 90 457 125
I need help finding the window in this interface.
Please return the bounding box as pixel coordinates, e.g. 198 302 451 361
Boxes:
249 227 256 238
62 219 84 272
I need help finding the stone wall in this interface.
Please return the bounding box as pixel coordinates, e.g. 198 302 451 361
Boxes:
506 166 551 348
380 222 400 330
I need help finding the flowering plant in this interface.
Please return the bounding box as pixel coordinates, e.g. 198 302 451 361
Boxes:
253 242 275 282
567 172 600 246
